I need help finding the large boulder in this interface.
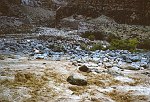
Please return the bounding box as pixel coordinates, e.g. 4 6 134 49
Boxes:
67 73 87 86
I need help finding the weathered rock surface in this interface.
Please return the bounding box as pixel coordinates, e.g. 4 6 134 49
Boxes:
78 65 90 72
66 0 150 25
67 74 87 86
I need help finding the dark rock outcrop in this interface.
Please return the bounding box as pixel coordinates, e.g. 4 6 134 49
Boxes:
56 0 150 25
1 0 150 26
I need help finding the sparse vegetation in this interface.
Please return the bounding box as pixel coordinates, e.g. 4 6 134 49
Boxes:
0 54 5 60
127 77 143 86
88 35 95 41
0 71 48 101
44 69 67 84
90 43 104 51
110 38 139 51
107 90 133 102
0 54 15 60
80 42 104 51
106 33 121 42
82 72 121 87
107 90 148 102
80 43 89 50
81 31 105 40
138 39 150 50
68 86 87 95
5 72 47 88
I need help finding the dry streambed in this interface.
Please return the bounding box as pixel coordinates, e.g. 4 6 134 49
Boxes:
0 57 150 102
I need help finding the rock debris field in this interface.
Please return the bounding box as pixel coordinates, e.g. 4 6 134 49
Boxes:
0 27 150 102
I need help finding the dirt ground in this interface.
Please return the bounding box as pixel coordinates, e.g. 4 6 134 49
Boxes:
0 56 150 102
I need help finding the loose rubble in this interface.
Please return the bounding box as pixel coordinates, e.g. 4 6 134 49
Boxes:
0 27 149 71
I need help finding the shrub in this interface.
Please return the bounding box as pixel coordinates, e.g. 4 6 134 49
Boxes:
90 43 103 51
107 34 121 42
0 54 15 60
0 55 5 60
88 35 95 41
80 43 89 50
138 39 150 50
110 38 139 51
81 31 105 40
80 42 104 51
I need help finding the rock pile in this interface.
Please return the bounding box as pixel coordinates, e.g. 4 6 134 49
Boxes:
70 50 149 70
0 27 149 71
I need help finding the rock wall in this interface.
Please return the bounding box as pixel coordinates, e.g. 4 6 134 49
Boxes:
0 0 150 26
0 0 56 26
59 0 150 25
0 0 56 33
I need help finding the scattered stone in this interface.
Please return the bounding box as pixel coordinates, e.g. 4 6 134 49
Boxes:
125 65 141 70
0 27 149 70
111 66 121 72
140 62 149 69
72 61 78 66
34 53 48 59
104 62 113 68
129 55 141 62
126 59 132 63
103 57 109 62
67 74 87 86
79 65 90 72
85 62 98 67
90 68 100 73
142 72 150 77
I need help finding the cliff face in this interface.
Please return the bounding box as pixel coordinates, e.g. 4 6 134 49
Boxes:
0 0 56 34
66 0 150 25
0 0 150 25
0 0 56 26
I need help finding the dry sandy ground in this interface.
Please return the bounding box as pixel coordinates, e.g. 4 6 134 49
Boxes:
0 57 150 102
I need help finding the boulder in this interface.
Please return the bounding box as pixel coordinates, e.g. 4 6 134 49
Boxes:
79 65 90 72
67 74 87 86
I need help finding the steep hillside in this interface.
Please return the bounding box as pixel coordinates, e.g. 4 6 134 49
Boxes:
0 0 150 25
61 0 150 25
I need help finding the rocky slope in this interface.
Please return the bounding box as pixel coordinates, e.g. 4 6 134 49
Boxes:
0 0 150 26
67 0 150 25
